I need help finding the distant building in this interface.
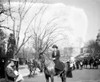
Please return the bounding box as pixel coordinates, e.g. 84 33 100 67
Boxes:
63 47 73 60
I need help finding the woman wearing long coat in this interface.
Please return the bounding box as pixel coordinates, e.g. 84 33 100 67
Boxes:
52 45 65 72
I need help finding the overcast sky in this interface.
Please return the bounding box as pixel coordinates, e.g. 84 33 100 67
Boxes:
1 0 100 41
42 0 100 41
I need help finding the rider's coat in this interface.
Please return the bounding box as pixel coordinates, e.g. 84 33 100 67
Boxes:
52 50 64 71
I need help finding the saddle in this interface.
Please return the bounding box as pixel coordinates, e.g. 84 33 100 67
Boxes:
44 55 65 75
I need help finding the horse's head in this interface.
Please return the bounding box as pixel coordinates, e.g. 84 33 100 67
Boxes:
45 60 55 71
42 55 55 72
37 54 55 73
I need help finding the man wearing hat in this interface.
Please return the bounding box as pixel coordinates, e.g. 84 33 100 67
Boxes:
52 45 65 74
5 59 24 82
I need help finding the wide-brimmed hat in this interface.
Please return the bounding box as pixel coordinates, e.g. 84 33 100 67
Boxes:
52 45 58 49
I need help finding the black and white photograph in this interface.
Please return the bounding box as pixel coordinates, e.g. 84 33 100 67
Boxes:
0 0 100 82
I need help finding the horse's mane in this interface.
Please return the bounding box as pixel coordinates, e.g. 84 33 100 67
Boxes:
43 54 55 70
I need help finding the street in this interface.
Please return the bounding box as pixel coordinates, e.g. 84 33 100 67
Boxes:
22 67 100 82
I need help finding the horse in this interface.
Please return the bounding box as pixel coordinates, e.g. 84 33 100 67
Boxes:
27 60 34 77
27 59 43 77
39 55 68 82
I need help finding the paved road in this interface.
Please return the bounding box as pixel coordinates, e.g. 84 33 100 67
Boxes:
23 68 100 82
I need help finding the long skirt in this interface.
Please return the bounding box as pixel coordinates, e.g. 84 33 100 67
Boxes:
54 59 65 71
66 67 73 78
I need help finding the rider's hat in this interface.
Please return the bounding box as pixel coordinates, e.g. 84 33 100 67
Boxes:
52 45 58 49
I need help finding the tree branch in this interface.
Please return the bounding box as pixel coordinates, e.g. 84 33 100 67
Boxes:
0 25 19 32
15 35 32 55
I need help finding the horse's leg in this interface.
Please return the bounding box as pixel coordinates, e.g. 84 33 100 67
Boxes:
51 75 54 82
60 71 66 82
29 71 31 77
29 69 31 77
45 74 49 82
32 66 35 77
30 69 33 77
37 63 42 73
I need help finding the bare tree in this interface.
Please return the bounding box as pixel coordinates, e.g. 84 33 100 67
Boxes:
1 0 44 58
30 6 65 59
0 29 7 57
85 40 97 57
0 3 11 30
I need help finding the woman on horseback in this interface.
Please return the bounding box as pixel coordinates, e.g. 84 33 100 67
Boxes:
41 45 68 82
52 45 65 74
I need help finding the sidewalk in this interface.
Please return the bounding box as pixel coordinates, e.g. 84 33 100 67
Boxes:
19 65 28 69
19 65 41 77
19 67 29 77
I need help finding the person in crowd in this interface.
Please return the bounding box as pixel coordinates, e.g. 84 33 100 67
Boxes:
76 61 79 69
80 60 83 70
84 59 88 69
5 59 24 82
93 57 98 69
66 61 73 78
72 62 76 70
89 57 94 69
